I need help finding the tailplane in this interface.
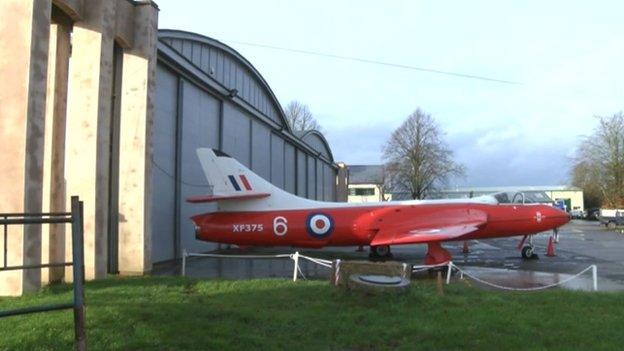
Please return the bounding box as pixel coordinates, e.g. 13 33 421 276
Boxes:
188 148 323 211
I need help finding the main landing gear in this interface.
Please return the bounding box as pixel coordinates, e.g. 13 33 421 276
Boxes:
369 242 454 265
425 242 452 266
369 245 392 260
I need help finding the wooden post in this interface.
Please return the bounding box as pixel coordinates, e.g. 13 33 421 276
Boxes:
436 271 444 296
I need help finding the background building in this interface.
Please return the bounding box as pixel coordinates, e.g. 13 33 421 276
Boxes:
346 165 391 203
0 0 337 295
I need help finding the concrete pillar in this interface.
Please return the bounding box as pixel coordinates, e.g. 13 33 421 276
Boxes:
65 0 116 280
117 2 159 275
41 23 71 284
0 0 50 295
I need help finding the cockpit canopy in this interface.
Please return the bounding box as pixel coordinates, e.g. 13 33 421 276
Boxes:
491 191 553 204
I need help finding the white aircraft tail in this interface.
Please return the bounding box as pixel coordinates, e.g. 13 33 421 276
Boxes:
189 148 497 212
189 148 325 211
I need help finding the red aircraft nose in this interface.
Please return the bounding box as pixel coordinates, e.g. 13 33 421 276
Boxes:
544 205 571 228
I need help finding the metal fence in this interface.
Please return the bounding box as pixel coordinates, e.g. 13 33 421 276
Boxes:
0 196 86 350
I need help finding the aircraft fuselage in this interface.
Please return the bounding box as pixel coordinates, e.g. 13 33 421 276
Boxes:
192 202 569 249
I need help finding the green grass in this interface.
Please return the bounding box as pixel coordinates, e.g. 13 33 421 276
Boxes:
1 276 623 350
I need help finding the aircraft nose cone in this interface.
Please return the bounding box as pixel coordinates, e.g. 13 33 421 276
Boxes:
547 206 570 227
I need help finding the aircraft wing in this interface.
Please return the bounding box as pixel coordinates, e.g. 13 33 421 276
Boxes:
369 208 487 246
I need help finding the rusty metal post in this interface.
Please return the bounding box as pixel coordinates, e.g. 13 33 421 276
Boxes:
71 196 86 350
3 216 7 269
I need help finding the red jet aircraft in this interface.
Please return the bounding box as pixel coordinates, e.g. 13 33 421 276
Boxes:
189 149 570 265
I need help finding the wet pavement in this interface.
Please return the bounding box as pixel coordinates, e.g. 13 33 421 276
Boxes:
153 220 624 291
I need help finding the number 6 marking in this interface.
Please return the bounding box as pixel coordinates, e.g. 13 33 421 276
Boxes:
273 216 288 236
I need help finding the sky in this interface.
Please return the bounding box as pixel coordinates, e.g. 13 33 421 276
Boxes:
156 0 624 187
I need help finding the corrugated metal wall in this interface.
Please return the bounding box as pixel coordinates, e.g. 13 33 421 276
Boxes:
151 66 177 263
270 135 285 188
150 31 338 264
284 143 296 193
296 150 306 197
178 80 220 256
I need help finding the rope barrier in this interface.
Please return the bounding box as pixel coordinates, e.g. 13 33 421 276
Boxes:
411 261 451 273
296 262 307 280
181 249 600 291
299 255 333 268
449 263 598 291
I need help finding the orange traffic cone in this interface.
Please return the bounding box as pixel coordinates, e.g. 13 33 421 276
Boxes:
462 241 470 254
546 236 556 257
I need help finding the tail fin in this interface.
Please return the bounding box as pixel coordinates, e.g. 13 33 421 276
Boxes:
186 149 271 203
188 148 328 211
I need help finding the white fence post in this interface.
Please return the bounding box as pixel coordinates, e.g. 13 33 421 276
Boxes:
592 265 598 291
292 251 299 282
446 261 453 285
182 249 187 277
334 259 341 285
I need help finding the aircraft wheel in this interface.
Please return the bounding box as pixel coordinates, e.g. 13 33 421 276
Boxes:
370 245 392 260
521 245 534 259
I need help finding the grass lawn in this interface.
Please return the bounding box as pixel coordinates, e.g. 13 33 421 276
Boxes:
1 276 623 350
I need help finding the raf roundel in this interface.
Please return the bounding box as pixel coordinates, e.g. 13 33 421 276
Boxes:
306 213 334 239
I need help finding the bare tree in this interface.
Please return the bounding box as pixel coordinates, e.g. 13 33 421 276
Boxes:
377 165 392 201
571 112 624 208
382 108 464 199
283 100 323 132
571 160 603 209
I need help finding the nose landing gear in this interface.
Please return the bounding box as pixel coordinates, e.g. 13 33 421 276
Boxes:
521 245 538 259
518 235 539 259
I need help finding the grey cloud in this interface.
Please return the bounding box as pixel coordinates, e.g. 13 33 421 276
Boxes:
327 124 574 187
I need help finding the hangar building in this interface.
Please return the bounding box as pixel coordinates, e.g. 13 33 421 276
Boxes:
153 31 337 263
0 0 337 295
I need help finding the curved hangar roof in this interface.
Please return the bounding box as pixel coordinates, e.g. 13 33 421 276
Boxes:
157 30 334 164
294 130 334 160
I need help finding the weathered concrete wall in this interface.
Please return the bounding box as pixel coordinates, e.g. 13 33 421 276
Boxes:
2 0 160 293
117 2 159 275
41 23 71 284
52 0 84 21
114 0 134 48
65 0 116 280
0 0 51 296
